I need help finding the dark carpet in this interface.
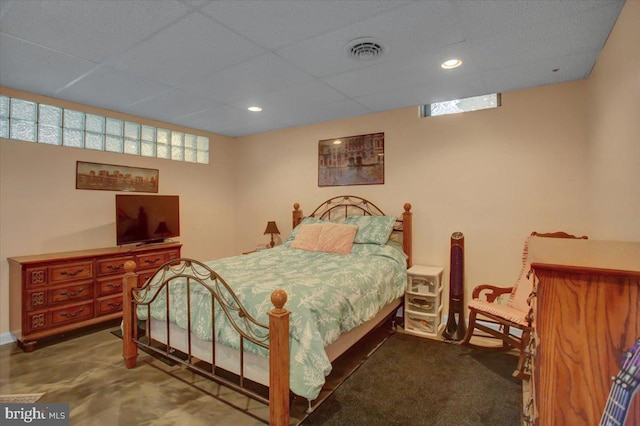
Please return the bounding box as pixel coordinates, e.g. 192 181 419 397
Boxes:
302 332 522 426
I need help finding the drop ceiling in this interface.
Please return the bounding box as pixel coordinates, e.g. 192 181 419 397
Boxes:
0 0 625 137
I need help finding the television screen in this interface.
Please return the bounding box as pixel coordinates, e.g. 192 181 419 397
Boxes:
116 194 180 246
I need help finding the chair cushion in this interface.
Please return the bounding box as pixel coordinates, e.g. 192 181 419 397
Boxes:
468 299 529 326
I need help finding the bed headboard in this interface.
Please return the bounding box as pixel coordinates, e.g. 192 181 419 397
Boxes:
292 195 412 267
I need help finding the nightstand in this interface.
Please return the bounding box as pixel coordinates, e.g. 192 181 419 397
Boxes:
404 265 444 338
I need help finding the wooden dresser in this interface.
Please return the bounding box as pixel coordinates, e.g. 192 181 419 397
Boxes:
526 238 640 425
8 242 181 351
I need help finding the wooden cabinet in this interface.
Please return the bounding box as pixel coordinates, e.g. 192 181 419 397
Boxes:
403 265 444 338
527 238 640 426
9 242 181 351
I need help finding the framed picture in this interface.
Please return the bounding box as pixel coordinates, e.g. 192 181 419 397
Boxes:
76 161 159 193
318 132 384 187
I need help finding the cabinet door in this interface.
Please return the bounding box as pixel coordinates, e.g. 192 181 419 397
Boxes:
535 270 640 426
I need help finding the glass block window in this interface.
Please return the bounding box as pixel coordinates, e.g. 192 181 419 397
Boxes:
0 96 9 138
421 93 501 117
0 95 210 164
38 104 62 146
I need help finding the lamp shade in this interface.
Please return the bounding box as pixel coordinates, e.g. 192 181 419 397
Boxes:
264 221 280 235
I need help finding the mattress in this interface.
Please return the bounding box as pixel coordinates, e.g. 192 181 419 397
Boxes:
136 242 407 400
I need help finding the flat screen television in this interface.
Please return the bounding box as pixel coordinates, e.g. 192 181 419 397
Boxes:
116 194 180 246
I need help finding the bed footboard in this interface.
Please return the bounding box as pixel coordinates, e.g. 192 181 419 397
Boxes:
121 260 291 426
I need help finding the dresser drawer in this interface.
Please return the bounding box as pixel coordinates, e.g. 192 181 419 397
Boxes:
165 249 180 261
98 276 123 296
50 261 93 284
405 293 437 314
136 252 166 270
9 242 181 350
97 295 123 316
49 281 93 305
97 256 132 276
408 275 439 295
405 311 438 335
138 269 156 287
50 302 94 326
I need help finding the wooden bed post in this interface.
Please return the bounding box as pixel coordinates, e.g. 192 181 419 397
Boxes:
122 260 139 369
292 203 302 229
403 203 412 268
268 289 291 426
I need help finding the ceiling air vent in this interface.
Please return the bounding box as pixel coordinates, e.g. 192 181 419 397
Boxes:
346 37 387 61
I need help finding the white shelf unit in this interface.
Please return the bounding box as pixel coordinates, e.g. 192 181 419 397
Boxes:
404 265 444 338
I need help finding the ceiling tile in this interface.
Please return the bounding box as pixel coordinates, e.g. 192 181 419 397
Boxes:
323 42 476 98
231 79 347 113
480 50 601 94
0 0 625 137
0 34 97 97
470 3 625 72
125 88 221 124
200 0 411 50
456 0 616 39
0 0 189 63
276 1 464 78
181 53 315 104
355 74 487 112
108 12 266 86
56 66 170 111
176 104 250 131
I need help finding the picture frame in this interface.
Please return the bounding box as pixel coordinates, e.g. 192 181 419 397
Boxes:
318 132 384 187
76 161 159 193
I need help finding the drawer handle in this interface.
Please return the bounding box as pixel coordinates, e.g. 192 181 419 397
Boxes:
106 263 124 271
106 283 122 289
107 301 122 308
143 258 161 265
60 307 85 318
59 288 84 297
60 268 84 277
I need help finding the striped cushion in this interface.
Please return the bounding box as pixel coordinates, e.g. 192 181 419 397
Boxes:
468 299 529 326
507 236 534 312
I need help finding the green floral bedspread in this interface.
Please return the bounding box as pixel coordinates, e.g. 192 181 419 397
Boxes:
137 242 407 400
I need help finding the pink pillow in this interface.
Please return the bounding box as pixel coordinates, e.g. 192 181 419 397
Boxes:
290 223 357 254
290 223 324 251
315 223 358 254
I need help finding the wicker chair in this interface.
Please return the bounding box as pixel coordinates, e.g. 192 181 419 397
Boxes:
461 231 588 379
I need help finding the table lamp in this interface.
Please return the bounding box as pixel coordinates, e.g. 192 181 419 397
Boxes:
264 221 280 248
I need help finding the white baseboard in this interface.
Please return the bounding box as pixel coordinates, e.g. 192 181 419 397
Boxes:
0 332 16 346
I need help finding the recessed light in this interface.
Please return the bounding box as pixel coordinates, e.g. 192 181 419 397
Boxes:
441 59 462 69
248 106 262 112
333 140 342 145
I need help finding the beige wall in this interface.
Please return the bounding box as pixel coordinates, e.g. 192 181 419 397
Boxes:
1 1 638 341
585 0 640 241
0 91 239 339
233 0 639 316
234 81 592 312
